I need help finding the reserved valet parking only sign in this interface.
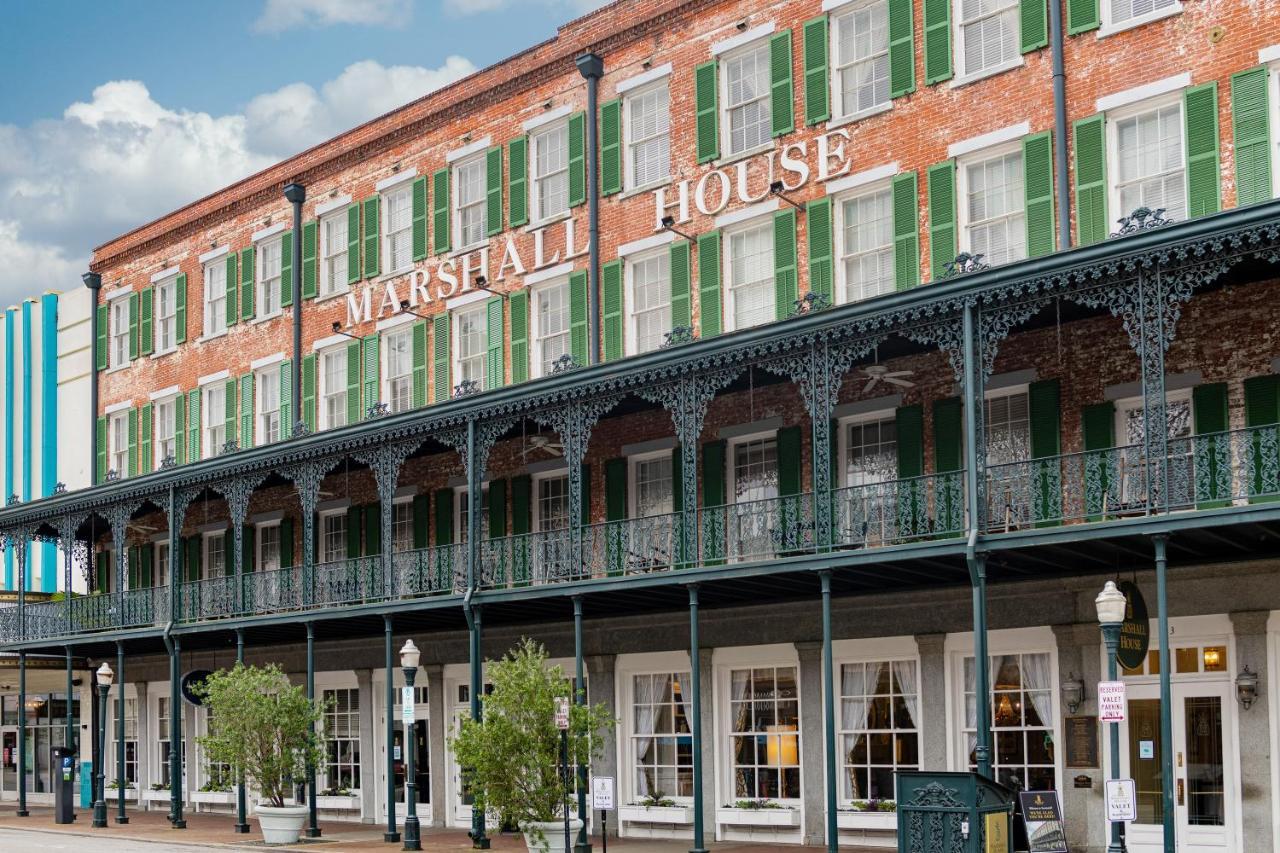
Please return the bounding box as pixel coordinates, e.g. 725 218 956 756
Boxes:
1018 790 1068 853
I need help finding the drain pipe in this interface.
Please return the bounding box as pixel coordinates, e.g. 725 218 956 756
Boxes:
83 273 102 483
576 53 604 366
1050 0 1070 250
284 183 306 434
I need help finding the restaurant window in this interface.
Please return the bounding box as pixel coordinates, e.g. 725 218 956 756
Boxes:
728 665 800 800
632 672 693 798
839 660 919 801
962 652 1055 791
322 688 361 791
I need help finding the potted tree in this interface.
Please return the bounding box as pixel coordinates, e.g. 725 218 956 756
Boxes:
193 662 326 844
451 638 615 853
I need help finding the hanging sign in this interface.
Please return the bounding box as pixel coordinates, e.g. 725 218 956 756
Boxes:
1105 778 1137 822
1098 681 1126 723
1018 791 1067 852
1116 581 1150 671
181 670 213 706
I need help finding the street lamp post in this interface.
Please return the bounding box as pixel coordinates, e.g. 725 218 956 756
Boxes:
400 640 422 852
1096 581 1128 853
93 662 114 829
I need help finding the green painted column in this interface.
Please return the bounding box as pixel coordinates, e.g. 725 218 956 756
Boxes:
116 641 127 824
688 584 707 853
234 629 248 833
171 636 185 828
17 650 27 817
820 571 837 851
306 623 320 838
1155 535 1174 852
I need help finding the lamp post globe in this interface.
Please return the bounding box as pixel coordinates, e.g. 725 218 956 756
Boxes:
1096 582 1127 853
399 640 421 852
93 662 114 828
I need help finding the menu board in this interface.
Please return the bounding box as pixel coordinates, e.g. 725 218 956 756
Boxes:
1019 791 1067 853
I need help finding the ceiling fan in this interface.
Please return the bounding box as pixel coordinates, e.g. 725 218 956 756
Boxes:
860 364 916 393
522 434 564 461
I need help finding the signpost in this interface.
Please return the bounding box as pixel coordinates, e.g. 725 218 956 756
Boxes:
1105 778 1137 823
1098 681 1127 723
592 776 614 853
556 697 571 853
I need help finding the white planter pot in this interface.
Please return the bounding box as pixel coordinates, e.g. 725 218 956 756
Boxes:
836 810 897 831
315 795 360 810
257 803 310 844
142 789 172 803
521 818 584 853
715 806 799 827
619 804 695 825
107 788 139 801
193 790 236 804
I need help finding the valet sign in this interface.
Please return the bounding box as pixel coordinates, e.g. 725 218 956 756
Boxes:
1098 681 1126 723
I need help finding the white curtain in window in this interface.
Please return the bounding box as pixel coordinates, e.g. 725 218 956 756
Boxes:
893 660 918 729
634 675 658 794
676 670 693 739
1020 653 1053 727
731 669 750 730
840 663 879 732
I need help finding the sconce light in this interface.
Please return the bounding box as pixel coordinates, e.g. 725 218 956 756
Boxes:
1237 666 1259 710
660 215 695 242
474 275 489 290
769 181 804 210
398 299 430 321
1061 673 1084 715
331 321 361 341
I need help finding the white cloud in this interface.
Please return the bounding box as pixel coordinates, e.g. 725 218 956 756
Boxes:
0 56 474 306
254 0 411 33
443 0 610 16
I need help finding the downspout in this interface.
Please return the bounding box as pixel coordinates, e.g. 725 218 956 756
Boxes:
575 53 604 366
1050 0 1071 250
83 273 103 484
284 184 306 434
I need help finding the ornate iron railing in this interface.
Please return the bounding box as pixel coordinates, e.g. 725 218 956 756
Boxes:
179 575 237 622
832 471 967 548
584 513 682 577
700 493 815 564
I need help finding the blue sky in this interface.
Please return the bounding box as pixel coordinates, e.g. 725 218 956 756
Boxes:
0 0 606 304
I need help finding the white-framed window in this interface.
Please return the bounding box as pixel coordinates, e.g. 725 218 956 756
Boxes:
257 236 282 318
454 155 487 250
530 122 570 223
724 220 775 331
109 295 131 369
532 279 571 377
320 346 348 430
838 186 895 304
155 396 178 467
392 498 414 553
117 696 139 786
625 83 671 190
322 687 360 792
1114 389 1195 506
154 539 170 588
203 383 226 458
257 366 281 445
109 411 129 477
955 0 1020 80
631 671 694 798
319 510 346 564
203 259 227 338
1105 0 1180 31
832 0 890 121
154 275 178 353
984 387 1030 466
320 211 350 297
383 184 414 274
1108 98 1187 224
839 659 919 801
156 694 186 788
383 327 413 414
454 484 491 544
453 306 486 390
631 452 674 518
721 40 772 157
627 250 671 356
199 707 233 791
535 474 570 532
730 434 779 506
958 146 1026 267
961 651 1056 791
257 521 281 573
203 531 226 579
842 414 897 488
727 664 800 800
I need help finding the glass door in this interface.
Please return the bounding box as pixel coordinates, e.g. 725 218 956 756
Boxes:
1 729 16 796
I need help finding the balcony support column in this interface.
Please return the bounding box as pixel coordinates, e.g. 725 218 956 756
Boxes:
167 633 185 828
224 476 260 617
572 596 589 853
63 517 74 628
105 503 131 628
169 487 196 625
354 442 416 600
234 628 248 833
14 533 25 656
65 645 75 759
306 622 321 837
285 461 329 608
115 640 127 823
687 584 707 853
17 648 27 817
1154 534 1174 852
1137 270 1171 512
962 302 993 779
819 571 838 851
466 602 489 849
384 615 400 842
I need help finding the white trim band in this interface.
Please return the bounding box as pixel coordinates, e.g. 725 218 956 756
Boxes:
445 289 491 312
712 23 775 57
199 245 230 264
522 105 573 132
252 222 287 243
149 385 180 402
947 122 1030 159
617 232 674 257
1261 44 1280 64
375 169 418 192
825 163 899 196
315 194 353 217
250 352 286 371
714 199 778 229
1096 72 1191 114
376 313 418 332
312 334 349 352
197 369 230 387
150 266 181 283
446 136 493 164
524 261 575 287
616 63 673 95
105 400 132 415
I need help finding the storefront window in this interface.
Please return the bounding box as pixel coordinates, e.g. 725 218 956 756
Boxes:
729 666 800 800
632 672 693 798
323 688 360 791
839 660 919 801
963 652 1055 791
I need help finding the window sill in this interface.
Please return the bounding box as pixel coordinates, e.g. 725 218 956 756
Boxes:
105 363 129 375
948 56 1025 89
713 140 776 169
826 101 893 131
618 178 672 200
450 240 489 259
523 210 573 233
196 331 228 344
1098 4 1182 38
379 266 415 282
250 311 283 326
150 348 177 360
315 289 351 305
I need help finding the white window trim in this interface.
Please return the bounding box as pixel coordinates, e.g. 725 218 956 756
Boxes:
319 208 351 299
381 325 414 414
718 37 776 163
832 177 895 306
152 274 179 356
947 122 1031 160
1270 64 1280 203
375 168 418 193
381 183 415 276
616 63 673 95
198 245 229 264
530 276 570 379
452 153 489 254
715 199 778 230
954 140 1025 258
150 266 180 283
531 470 570 533
317 508 346 564
451 304 487 391
255 234 284 321
201 529 227 580
197 369 230 386
202 383 227 459
254 519 281 572
720 215 776 334
828 0 894 125
106 290 132 372
725 429 778 504
453 482 489 543
317 345 348 431
621 79 672 194
522 105 573 133
202 259 228 341
446 136 493 164
835 408 896 489
623 248 670 358
1098 0 1182 39
615 650 696 808
626 448 676 519
711 23 776 56
1113 387 1193 447
251 222 287 243
528 118 571 227
255 364 281 447
1095 72 1191 114
315 193 353 217
1103 92 1187 233
618 231 674 258
949 0 1024 88
152 393 179 470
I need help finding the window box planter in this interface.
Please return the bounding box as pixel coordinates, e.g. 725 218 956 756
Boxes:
715 806 799 827
106 787 139 801
192 790 236 805
619 804 695 825
315 794 360 810
836 810 897 831
141 789 172 804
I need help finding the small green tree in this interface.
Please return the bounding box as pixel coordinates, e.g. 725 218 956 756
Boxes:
450 638 615 834
193 663 326 807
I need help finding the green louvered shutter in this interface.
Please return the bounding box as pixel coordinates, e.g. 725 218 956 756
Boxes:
1193 383 1229 507
411 320 427 407
346 204 361 286
1082 401 1115 518
188 391 201 462
434 488 454 546
893 171 920 290
485 296 504 390
568 111 586 208
432 169 451 255
1073 115 1108 246
280 518 294 568
671 445 683 514
280 230 293 308
184 537 201 583
1028 379 1061 523
806 198 833 302
670 240 691 331
302 353 317 433
175 273 187 344
240 373 253 448
241 527 254 573
128 292 139 360
933 397 963 533
174 391 185 465
702 439 727 564
363 333 380 410
773 208 797 321
346 507 362 559
346 341 362 424
279 360 291 439
362 195 380 278
433 314 450 402
486 146 504 236
1020 0 1047 53
363 504 380 556
697 231 722 338
510 475 531 584
412 176 429 261
127 407 138 476
695 61 719 163
604 457 627 575
488 479 507 542
1232 67 1273 206
778 426 802 495
1023 131 1056 258
1184 82 1221 219
139 403 153 474
922 0 952 85
240 246 255 321
896 406 924 476
601 99 622 196
412 495 429 550
802 16 829 125
1244 375 1280 500
225 253 239 326
770 30 794 137
139 287 154 356
224 378 238 449
508 137 528 228
95 417 107 482
303 220 319 298
888 0 916 97
569 269 589 366
602 259 623 361
1067 0 1099 34
927 161 956 280
95 305 107 370
509 290 529 383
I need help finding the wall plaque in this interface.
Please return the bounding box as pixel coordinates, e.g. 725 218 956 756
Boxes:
1064 715 1099 768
